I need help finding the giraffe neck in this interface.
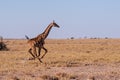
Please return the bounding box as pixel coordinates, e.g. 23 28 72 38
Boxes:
42 23 53 39
36 23 53 43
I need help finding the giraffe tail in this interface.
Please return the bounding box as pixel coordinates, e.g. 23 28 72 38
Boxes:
25 35 29 40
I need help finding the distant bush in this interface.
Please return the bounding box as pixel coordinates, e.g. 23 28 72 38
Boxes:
71 37 74 39
105 37 108 39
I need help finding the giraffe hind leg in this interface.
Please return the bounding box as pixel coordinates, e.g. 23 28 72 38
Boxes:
28 48 36 60
33 47 38 57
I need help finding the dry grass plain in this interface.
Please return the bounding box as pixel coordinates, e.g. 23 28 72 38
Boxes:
0 39 120 80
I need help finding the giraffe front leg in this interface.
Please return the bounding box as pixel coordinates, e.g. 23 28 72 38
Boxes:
37 47 42 58
37 40 44 58
38 58 43 63
40 46 48 59
36 47 43 63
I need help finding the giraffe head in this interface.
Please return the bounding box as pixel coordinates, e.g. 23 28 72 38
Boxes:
52 20 60 28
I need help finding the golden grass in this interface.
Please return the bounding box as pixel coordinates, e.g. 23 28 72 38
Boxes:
44 39 120 66
0 39 120 79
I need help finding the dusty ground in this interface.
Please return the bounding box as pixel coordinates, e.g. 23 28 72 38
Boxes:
0 39 120 80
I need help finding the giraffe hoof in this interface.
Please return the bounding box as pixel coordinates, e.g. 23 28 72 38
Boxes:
38 58 43 63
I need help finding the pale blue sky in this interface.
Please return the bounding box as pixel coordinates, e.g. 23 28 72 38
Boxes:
0 0 120 39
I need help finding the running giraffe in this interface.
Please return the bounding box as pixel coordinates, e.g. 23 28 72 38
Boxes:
26 21 60 62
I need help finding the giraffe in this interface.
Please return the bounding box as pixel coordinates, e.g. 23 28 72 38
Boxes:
26 21 60 62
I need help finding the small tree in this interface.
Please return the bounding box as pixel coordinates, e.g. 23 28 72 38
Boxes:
0 36 8 51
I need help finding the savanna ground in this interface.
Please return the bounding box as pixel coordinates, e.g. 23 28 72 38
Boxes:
0 39 120 80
